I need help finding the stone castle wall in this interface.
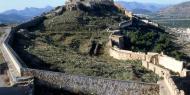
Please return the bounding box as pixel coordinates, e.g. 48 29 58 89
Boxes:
109 46 185 74
109 32 186 95
1 27 33 94
143 61 185 95
109 47 146 60
23 68 159 95
1 4 188 95
1 27 159 95
67 0 114 4
1 27 23 76
66 0 114 10
142 61 169 77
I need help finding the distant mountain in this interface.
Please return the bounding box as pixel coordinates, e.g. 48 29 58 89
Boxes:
0 6 53 24
0 14 28 24
159 1 190 18
132 8 152 14
116 1 168 14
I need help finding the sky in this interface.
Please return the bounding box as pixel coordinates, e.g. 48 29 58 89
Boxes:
0 0 190 12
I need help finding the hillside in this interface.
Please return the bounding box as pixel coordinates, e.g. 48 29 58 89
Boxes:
0 14 28 24
12 1 187 89
159 1 190 18
132 8 152 14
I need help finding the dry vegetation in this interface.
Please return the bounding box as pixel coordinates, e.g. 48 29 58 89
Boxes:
13 6 160 83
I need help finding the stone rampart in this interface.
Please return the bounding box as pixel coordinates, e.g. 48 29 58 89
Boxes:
1 6 187 94
1 27 159 95
0 27 33 94
109 47 146 60
142 61 185 95
119 20 132 28
109 46 184 74
164 76 185 95
1 28 23 76
109 46 186 95
67 0 114 5
23 68 159 95
142 61 170 77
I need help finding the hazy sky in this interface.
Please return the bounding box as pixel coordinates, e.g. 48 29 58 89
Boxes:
0 0 190 12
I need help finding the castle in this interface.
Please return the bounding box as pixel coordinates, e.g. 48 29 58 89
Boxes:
65 0 114 11
66 0 114 4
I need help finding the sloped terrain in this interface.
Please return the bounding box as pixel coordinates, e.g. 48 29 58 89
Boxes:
12 3 176 84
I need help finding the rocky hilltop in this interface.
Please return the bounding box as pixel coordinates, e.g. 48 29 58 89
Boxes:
11 1 187 94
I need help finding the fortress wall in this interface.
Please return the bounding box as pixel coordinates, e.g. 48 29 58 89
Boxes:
89 0 114 3
110 45 184 74
1 28 23 76
23 68 159 95
1 27 159 95
1 16 46 75
142 61 170 77
142 61 185 95
164 75 185 95
109 47 146 60
158 55 183 73
110 47 186 95
119 20 133 28
110 35 125 49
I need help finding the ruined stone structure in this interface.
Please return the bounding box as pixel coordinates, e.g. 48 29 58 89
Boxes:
0 23 159 95
109 47 146 60
108 27 188 95
142 61 185 95
109 30 185 74
1 2 190 95
65 0 114 11
109 33 125 49
0 27 33 95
